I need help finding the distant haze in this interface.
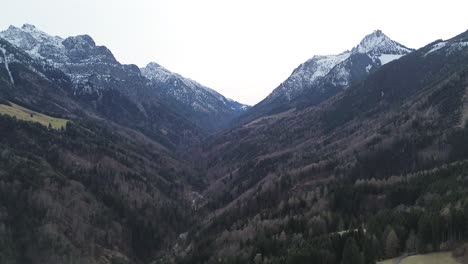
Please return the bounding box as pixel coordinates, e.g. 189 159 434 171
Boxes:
1 0 467 105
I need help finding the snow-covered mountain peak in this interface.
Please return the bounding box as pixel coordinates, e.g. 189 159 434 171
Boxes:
261 30 413 108
352 30 411 55
1 24 64 54
1 24 119 67
0 24 68 63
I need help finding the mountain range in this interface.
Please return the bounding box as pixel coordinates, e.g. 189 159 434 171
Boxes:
0 24 249 135
1 24 468 264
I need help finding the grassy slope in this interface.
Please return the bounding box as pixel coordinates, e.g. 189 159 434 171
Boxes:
0 102 68 129
378 252 460 264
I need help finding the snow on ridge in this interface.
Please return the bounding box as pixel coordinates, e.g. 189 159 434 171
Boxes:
142 62 220 97
424 41 447 56
299 52 351 81
276 51 351 99
142 62 248 112
141 62 174 83
423 39 468 57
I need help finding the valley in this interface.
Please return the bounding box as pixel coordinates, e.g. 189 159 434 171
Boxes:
0 22 468 264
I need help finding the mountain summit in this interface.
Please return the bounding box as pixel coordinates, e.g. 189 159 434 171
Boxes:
238 30 412 124
352 29 411 55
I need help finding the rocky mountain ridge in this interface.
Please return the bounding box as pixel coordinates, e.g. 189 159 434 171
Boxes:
0 24 248 132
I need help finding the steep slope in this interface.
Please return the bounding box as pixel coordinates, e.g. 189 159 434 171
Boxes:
0 24 249 134
0 37 80 116
141 62 248 132
1 24 205 150
239 30 412 124
177 30 468 263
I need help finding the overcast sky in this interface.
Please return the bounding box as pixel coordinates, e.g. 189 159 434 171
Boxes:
1 0 467 105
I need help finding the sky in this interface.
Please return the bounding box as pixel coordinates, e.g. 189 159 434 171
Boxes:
0 0 467 105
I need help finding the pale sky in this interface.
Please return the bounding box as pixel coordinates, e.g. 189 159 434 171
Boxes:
1 0 467 105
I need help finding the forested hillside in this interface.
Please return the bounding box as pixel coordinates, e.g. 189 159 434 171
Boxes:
172 30 468 264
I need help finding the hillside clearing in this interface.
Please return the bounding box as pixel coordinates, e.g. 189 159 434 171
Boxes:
0 102 68 129
378 252 460 264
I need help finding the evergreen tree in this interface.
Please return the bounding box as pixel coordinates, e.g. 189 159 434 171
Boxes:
363 235 381 264
417 214 432 252
405 230 417 253
341 237 364 264
385 229 399 258
430 215 441 251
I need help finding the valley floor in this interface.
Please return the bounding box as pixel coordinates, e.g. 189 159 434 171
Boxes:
378 252 460 264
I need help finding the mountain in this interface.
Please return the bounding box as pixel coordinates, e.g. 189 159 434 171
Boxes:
174 30 468 263
141 62 248 132
0 34 202 263
0 24 248 134
238 30 413 124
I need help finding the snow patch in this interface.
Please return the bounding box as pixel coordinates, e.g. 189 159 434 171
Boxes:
330 63 351 87
0 46 15 84
378 54 404 65
424 41 447 56
453 41 468 49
